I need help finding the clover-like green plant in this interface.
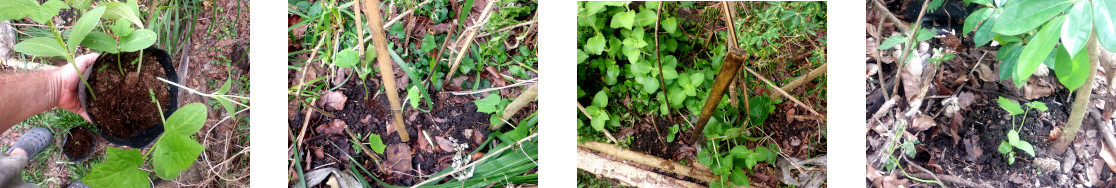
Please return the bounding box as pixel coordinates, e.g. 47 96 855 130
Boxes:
996 96 1046 164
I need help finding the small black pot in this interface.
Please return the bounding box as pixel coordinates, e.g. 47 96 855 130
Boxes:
62 127 97 161
77 47 178 148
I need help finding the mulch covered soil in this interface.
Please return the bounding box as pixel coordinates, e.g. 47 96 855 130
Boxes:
866 0 1116 187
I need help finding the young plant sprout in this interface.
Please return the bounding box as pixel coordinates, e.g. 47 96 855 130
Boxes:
996 96 1047 164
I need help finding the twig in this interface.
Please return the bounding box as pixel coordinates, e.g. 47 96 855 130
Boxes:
381 0 433 30
475 20 538 38
577 148 704 187
653 2 672 119
869 0 910 34
742 65 822 117
411 132 538 187
771 63 827 101
444 0 498 84
353 0 366 59
446 78 537 95
890 0 931 103
492 84 538 129
364 0 411 142
907 173 993 188
579 141 718 183
577 102 619 144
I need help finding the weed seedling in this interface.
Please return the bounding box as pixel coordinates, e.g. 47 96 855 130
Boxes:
996 96 1047 164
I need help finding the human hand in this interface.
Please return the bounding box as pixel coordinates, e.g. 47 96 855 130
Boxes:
54 53 98 121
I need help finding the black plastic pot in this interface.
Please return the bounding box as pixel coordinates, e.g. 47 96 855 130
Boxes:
77 47 178 148
62 126 97 161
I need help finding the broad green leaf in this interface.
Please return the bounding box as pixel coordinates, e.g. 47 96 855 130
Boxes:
1097 0 1116 50
730 167 750 186
111 18 135 37
1016 140 1035 157
998 96 1024 115
630 59 653 75
1025 101 1048 111
668 87 686 106
591 110 609 131
0 0 38 21
1014 16 1064 86
915 27 935 42
902 140 917 157
152 133 204 179
661 55 678 80
84 148 149 188
118 29 156 52
609 10 636 29
14 37 66 57
877 34 906 50
640 75 660 94
635 9 656 26
992 0 1073 36
82 31 119 53
999 140 1012 154
667 124 678 142
998 42 1022 80
966 0 992 6
689 72 704 86
366 133 386 154
458 0 474 27
333 49 359 68
28 0 68 24
1062 0 1092 58
165 103 207 134
974 11 999 47
1056 45 1090 92
963 8 994 36
473 94 501 114
68 6 105 52
592 90 609 108
582 1 607 16
100 2 144 28
605 62 620 85
1008 129 1020 146
662 17 678 34
584 33 607 55
730 145 752 158
577 49 588 64
748 95 774 126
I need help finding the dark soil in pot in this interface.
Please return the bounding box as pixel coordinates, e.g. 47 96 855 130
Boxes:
79 47 178 148
63 126 96 161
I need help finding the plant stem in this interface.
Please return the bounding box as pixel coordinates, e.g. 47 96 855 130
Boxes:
1051 34 1100 155
136 49 144 74
47 20 97 100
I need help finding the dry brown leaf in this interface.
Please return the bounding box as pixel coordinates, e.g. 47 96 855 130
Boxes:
435 136 455 152
318 91 347 111
910 115 936 132
315 119 347 135
1099 142 1116 173
416 131 432 153
975 63 998 82
385 143 413 173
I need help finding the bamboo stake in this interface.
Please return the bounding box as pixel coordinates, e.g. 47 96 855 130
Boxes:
445 1 497 84
577 148 704 188
363 0 410 142
772 63 827 100
492 83 537 129
579 141 717 183
688 47 746 145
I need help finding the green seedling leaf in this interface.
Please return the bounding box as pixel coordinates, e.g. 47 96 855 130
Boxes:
66 0 91 8
592 90 609 108
584 33 607 55
639 74 660 94
877 35 906 50
119 29 157 52
0 0 38 21
662 17 678 34
82 31 119 53
366 133 386 154
333 49 359 68
68 6 105 52
963 8 994 36
1062 0 1092 58
1025 101 1048 111
1008 152 1016 164
84 148 149 188
215 79 237 117
152 133 204 179
998 96 1024 116
605 62 620 85
112 18 135 37
1014 16 1064 86
164 103 207 134
1016 140 1035 157
407 85 421 108
730 145 751 158
609 10 636 29
1008 129 1020 146
474 94 501 114
915 27 935 42
999 140 1012 154
14 37 67 57
902 140 917 157
100 1 144 28
748 95 775 126
1097 0 1116 51
992 0 1073 36
591 109 609 131
667 124 678 142
577 49 588 64
1055 45 1090 92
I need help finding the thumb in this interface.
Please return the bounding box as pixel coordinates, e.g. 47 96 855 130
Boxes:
73 53 99 72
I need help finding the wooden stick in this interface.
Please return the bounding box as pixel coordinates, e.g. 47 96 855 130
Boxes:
688 47 746 145
772 63 827 100
352 0 365 59
742 65 822 117
492 83 537 129
576 103 619 144
577 148 704 188
580 141 717 183
363 0 410 142
444 1 498 84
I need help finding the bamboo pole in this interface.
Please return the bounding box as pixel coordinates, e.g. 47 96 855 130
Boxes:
492 83 537 129
580 141 717 182
363 0 410 142
688 47 746 145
